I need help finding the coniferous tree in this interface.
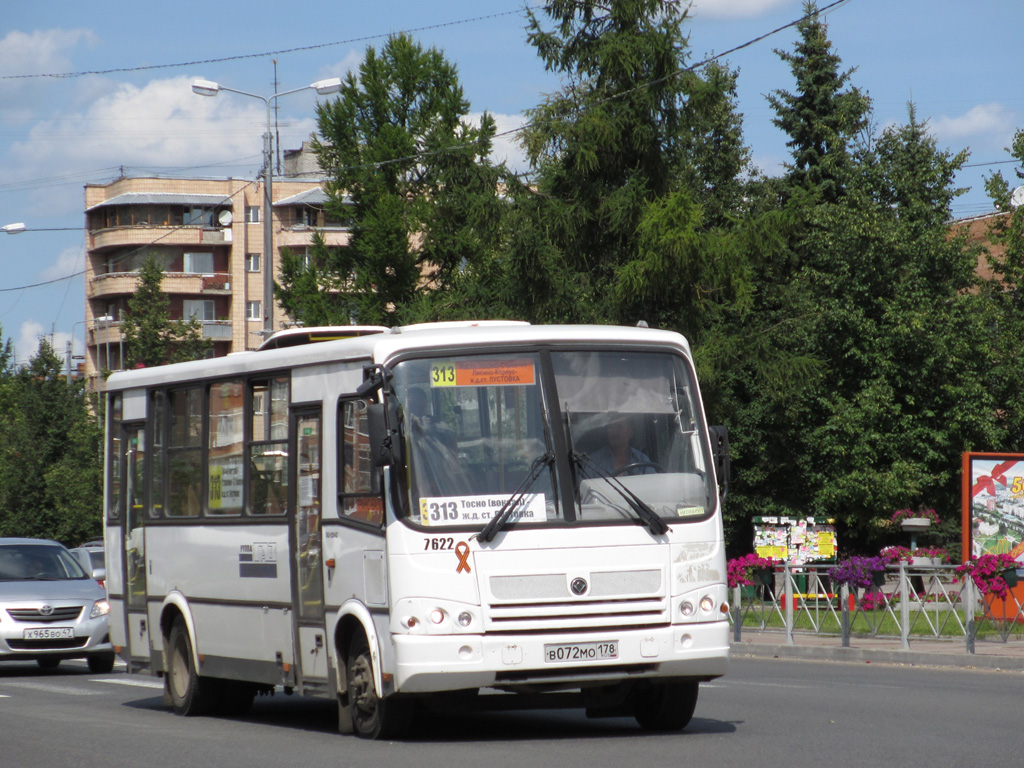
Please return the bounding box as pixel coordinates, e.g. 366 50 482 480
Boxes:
308 33 507 326
120 256 211 368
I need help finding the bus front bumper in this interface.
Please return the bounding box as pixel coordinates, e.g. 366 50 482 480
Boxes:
391 620 729 694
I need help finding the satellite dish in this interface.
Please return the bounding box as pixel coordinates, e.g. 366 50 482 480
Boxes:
1011 186 1024 209
218 210 233 226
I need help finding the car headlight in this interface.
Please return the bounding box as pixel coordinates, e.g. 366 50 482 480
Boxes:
90 599 111 619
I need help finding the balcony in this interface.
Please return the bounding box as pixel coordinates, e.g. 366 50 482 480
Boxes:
89 272 232 299
89 225 231 251
88 318 233 344
200 320 233 341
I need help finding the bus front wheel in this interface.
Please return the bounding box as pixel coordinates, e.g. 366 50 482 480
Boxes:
346 634 410 739
166 617 219 716
633 681 699 732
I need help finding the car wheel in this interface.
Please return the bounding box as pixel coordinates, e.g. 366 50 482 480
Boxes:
633 681 699 732
36 657 60 670
88 652 116 674
346 634 410 739
166 617 219 716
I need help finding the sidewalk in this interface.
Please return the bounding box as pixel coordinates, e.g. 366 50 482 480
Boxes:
731 631 1024 672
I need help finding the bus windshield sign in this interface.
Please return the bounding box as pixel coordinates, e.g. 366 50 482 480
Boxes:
430 359 535 388
419 493 548 526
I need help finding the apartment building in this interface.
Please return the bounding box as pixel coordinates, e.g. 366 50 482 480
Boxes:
83 161 350 390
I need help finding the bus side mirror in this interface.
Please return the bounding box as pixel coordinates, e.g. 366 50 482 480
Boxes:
709 425 730 503
367 400 404 467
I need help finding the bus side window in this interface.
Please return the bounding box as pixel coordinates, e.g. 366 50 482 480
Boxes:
249 376 289 516
339 399 383 526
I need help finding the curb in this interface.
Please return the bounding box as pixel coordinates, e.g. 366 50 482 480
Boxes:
732 642 1024 672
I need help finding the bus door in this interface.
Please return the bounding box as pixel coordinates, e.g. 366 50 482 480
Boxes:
290 409 328 683
122 423 151 668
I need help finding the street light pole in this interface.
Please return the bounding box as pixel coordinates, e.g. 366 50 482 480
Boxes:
191 77 342 337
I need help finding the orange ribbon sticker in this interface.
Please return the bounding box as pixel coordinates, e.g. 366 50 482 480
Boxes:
455 541 471 574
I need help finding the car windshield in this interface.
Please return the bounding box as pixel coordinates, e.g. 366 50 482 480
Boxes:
391 347 715 529
0 544 90 581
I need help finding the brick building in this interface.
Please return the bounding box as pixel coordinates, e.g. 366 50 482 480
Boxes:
83 157 349 390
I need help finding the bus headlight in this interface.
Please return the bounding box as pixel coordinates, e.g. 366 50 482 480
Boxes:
457 611 473 627
429 609 446 625
699 596 715 613
679 600 695 616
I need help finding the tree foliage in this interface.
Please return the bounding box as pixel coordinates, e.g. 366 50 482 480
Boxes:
120 256 211 368
305 33 507 326
0 333 102 545
240 1 1024 558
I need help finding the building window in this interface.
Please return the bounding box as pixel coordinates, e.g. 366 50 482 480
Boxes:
246 253 261 273
246 301 262 321
183 252 214 274
183 300 215 322
245 206 260 223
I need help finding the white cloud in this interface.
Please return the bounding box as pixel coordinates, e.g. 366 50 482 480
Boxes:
689 0 795 20
16 320 47 364
930 103 1016 150
0 29 98 110
3 75 321 215
41 245 85 281
319 51 362 83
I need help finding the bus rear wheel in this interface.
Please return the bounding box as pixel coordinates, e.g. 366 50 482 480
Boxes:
166 617 219 716
346 634 410 739
633 681 699 732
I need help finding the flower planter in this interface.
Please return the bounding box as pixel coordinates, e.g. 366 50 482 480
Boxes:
1003 567 1019 589
911 556 939 566
900 517 932 532
755 567 775 588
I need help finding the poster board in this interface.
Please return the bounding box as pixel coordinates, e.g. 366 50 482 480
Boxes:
753 516 837 565
962 452 1024 563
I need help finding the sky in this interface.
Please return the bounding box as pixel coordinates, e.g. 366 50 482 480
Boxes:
0 0 1021 367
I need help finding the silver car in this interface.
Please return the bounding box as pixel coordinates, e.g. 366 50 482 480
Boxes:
0 538 115 672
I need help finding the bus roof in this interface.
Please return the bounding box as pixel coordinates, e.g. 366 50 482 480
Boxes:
104 322 692 393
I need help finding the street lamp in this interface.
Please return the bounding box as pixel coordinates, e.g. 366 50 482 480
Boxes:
2 222 26 234
191 76 342 335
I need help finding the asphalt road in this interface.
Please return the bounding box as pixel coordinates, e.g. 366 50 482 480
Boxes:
1 656 1019 767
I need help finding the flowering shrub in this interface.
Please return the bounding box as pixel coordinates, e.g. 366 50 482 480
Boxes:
880 545 912 564
727 554 776 588
829 556 887 589
860 591 887 611
891 507 940 526
911 546 949 562
955 553 1019 598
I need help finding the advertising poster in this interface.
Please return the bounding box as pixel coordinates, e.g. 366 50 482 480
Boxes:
753 516 837 565
962 453 1024 563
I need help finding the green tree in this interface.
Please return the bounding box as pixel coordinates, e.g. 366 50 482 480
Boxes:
767 1 870 204
120 256 211 368
0 338 103 544
308 33 507 326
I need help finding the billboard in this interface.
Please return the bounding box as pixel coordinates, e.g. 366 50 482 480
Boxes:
962 453 1024 563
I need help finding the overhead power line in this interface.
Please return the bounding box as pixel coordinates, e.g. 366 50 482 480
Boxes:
0 7 537 81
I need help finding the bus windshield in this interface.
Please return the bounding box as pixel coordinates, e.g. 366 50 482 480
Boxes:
391 348 714 529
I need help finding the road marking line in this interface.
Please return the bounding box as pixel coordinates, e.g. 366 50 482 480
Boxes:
0 681 101 695
92 677 164 689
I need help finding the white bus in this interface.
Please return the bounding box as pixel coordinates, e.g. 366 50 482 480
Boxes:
104 322 730 738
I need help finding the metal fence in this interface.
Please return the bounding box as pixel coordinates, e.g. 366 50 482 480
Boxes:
729 562 1024 653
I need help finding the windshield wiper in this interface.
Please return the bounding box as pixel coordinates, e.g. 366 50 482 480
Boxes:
573 451 669 536
478 451 555 543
